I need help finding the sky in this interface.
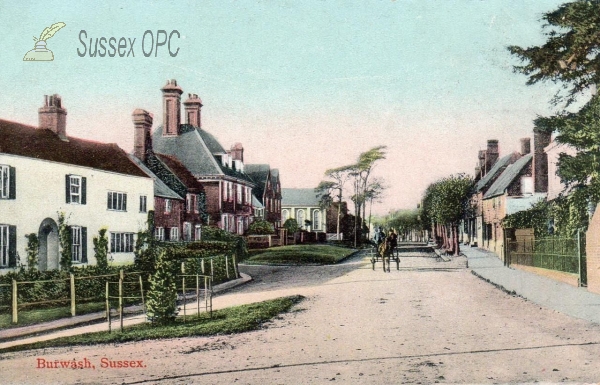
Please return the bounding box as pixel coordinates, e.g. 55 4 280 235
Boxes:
0 0 568 215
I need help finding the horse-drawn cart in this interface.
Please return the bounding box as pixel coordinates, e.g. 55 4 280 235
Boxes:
369 245 400 272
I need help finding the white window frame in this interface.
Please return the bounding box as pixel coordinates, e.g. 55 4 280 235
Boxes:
170 227 179 241
165 199 172 214
155 227 165 241
110 232 134 253
313 211 321 231
194 225 202 241
0 225 8 267
69 175 82 204
228 182 233 202
297 209 305 227
183 222 192 241
222 214 228 231
108 191 127 211
282 209 289 221
139 195 147 213
0 165 9 199
71 226 82 262
237 184 243 204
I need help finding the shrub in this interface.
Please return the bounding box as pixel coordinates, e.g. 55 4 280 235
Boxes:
247 220 275 235
93 228 109 270
24 233 39 271
146 249 178 325
283 219 299 234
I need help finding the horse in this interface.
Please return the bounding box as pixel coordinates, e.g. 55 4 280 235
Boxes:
378 240 391 272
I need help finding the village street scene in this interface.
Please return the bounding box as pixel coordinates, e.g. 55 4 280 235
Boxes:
2 1 600 384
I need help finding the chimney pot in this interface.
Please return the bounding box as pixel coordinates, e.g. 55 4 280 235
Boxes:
520 137 531 155
38 94 67 140
132 109 154 162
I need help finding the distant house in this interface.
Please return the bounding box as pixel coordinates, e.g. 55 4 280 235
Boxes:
0 95 154 271
464 142 522 247
149 80 255 235
281 188 326 232
246 164 282 229
481 129 551 257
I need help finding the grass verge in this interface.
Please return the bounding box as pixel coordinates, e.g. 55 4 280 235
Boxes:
0 302 109 329
246 245 357 265
0 295 305 353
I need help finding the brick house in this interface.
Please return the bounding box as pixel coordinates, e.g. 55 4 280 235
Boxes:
151 80 255 234
281 188 327 232
463 141 522 247
246 164 282 229
0 95 154 271
131 108 206 242
481 129 551 258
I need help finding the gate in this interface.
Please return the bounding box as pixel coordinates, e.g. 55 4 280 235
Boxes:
506 230 587 287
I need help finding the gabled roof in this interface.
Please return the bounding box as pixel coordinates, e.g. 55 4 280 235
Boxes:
153 124 254 184
128 155 183 200
246 164 270 203
484 154 533 199
282 188 320 206
0 119 149 178
155 153 204 192
475 152 520 193
252 194 264 208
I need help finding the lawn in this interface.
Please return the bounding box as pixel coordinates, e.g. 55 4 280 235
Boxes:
245 244 357 265
0 295 305 353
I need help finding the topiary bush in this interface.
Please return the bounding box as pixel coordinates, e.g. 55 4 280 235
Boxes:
146 249 178 325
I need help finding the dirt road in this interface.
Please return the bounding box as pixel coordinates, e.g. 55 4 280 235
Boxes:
2 248 600 384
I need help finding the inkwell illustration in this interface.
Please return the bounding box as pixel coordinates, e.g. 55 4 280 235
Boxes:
23 22 66 61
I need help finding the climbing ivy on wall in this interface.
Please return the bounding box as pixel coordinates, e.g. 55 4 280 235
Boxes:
58 212 72 271
25 233 39 271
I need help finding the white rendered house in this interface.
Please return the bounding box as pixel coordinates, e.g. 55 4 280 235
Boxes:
0 95 154 272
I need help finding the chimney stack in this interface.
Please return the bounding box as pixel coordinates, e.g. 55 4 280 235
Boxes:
39 94 67 140
161 79 183 136
533 128 552 193
132 109 154 162
230 143 244 162
183 93 203 128
520 137 531 155
485 139 499 172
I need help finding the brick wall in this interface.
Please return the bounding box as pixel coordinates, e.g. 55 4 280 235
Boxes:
586 203 600 294
154 196 182 230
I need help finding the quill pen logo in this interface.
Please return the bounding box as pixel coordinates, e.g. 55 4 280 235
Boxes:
23 22 66 61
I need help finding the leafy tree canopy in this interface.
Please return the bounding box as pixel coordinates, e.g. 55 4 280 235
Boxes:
508 0 600 107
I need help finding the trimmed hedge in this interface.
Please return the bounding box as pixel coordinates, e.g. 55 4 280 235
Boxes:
0 234 246 311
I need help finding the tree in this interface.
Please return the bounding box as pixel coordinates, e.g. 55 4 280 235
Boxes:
364 178 387 234
508 0 600 107
315 164 353 240
509 0 600 231
421 174 474 255
283 218 299 234
146 249 178 325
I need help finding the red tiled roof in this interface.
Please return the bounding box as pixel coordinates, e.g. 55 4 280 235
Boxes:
0 119 149 178
155 153 204 192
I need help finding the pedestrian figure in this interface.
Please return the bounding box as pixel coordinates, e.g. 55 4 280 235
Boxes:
387 229 398 258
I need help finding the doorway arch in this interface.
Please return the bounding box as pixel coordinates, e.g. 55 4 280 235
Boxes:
38 218 59 271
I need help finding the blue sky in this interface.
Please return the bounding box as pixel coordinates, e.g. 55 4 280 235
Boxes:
0 0 567 214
